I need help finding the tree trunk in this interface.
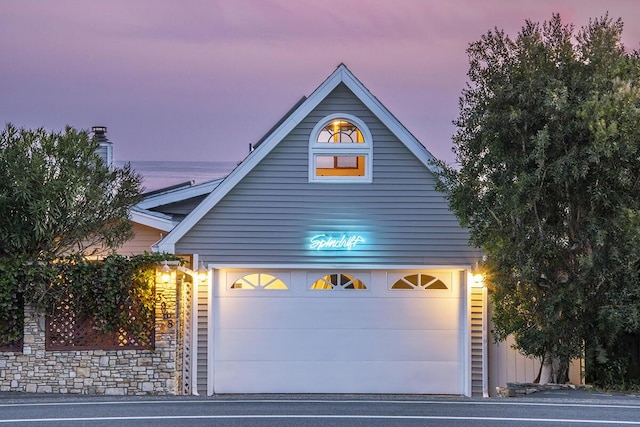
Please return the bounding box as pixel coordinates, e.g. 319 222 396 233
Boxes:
539 351 570 384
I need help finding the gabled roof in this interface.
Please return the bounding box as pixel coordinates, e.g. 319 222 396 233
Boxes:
130 177 224 231
130 207 179 232
155 64 439 253
137 178 225 210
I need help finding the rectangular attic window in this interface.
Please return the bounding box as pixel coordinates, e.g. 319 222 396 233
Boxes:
315 155 366 176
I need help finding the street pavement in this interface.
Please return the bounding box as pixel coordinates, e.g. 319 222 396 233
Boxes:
1 388 640 403
1 390 640 426
2 386 639 402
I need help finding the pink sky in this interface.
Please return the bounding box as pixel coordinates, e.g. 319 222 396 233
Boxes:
1 0 639 164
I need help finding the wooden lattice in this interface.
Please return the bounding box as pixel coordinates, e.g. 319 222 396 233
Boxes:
45 293 154 351
179 277 193 395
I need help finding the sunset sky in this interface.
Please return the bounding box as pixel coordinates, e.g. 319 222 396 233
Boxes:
2 0 639 165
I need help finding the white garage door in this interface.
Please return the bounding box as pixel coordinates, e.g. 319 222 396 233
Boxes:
212 269 465 394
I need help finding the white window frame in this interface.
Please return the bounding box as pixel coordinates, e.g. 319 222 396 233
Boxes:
385 271 454 297
308 113 373 183
305 271 372 294
226 271 291 292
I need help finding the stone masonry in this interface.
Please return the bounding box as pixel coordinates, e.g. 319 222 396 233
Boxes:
0 281 181 395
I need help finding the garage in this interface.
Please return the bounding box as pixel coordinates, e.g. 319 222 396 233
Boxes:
156 65 485 395
211 269 466 394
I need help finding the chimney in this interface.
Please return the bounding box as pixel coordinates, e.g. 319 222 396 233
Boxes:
92 126 113 167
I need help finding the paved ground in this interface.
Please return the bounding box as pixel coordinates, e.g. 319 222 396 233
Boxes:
2 391 640 427
1 388 640 403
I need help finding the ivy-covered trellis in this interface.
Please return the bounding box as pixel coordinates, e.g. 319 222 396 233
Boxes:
0 252 180 350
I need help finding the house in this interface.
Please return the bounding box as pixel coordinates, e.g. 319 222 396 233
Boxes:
149 64 489 396
1 66 572 396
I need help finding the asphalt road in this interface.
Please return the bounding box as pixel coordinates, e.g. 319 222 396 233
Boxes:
1 394 640 426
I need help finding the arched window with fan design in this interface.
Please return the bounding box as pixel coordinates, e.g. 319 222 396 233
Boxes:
390 273 448 290
310 273 367 290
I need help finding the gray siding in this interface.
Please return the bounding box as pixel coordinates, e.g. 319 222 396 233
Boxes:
153 195 207 217
176 83 480 266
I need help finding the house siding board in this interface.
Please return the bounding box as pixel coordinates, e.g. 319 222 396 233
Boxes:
152 195 207 216
176 83 480 266
116 223 163 255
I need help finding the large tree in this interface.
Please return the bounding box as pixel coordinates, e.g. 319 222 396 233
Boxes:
0 124 143 259
435 14 640 385
0 124 143 345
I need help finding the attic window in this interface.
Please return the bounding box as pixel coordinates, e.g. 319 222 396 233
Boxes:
309 114 372 183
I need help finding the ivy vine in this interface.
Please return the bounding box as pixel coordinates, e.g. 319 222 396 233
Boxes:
0 257 25 346
0 252 180 346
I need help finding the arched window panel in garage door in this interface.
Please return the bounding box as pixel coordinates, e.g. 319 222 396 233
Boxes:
230 273 288 290
391 273 447 290
310 273 367 290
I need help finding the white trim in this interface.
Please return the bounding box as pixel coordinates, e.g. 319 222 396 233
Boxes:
191 254 200 396
464 274 472 398
138 178 224 210
130 208 178 232
156 64 440 253
207 267 215 396
203 263 470 271
310 113 373 148
309 154 372 183
481 285 489 397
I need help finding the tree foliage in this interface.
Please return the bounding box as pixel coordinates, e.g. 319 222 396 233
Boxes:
0 124 151 346
0 124 143 259
435 14 640 385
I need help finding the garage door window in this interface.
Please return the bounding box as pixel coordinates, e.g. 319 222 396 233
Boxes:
391 274 447 290
231 273 288 290
311 273 367 290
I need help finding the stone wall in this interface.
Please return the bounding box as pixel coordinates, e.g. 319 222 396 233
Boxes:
0 281 181 395
496 382 591 397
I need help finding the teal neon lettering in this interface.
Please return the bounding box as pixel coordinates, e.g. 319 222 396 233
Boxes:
310 234 365 250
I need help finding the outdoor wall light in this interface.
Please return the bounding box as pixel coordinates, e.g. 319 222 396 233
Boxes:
470 261 485 288
161 261 171 284
197 261 208 282
470 273 485 288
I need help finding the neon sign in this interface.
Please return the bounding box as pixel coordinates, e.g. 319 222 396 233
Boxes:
310 234 365 250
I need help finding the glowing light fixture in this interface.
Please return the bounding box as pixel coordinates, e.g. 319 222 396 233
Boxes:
469 261 485 288
198 261 208 282
161 261 171 284
470 273 485 288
